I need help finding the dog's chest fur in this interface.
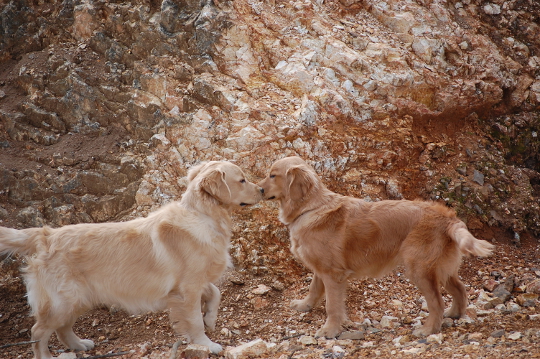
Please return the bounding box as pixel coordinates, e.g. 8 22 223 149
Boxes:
286 212 333 271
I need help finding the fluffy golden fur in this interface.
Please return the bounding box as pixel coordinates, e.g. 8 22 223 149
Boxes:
258 156 494 338
0 161 263 359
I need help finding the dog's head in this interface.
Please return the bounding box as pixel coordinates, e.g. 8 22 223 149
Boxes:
258 156 319 202
188 161 263 207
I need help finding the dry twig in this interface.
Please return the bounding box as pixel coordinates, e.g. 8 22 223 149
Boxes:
0 340 39 349
84 352 130 359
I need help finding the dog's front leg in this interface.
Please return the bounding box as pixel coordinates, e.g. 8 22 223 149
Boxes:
315 274 348 339
201 283 221 331
168 289 223 354
291 273 325 312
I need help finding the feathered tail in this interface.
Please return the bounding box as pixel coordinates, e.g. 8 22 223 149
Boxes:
0 226 49 256
448 221 494 257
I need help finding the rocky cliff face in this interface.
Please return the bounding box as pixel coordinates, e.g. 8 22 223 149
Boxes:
0 0 538 256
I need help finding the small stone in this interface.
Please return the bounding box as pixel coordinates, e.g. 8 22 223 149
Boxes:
225 339 270 359
402 347 424 354
338 330 365 340
492 286 511 302
332 345 346 358
483 3 501 15
402 316 413 324
506 302 521 312
252 284 272 295
490 329 505 338
462 343 480 352
469 332 483 341
456 165 467 176
251 297 269 310
483 279 499 292
135 342 152 358
229 275 245 285
526 280 540 294
508 332 522 340
380 316 399 328
503 274 515 292
476 309 493 316
473 170 485 185
465 307 478 319
392 335 410 347
427 333 443 344
57 354 77 359
299 335 318 346
441 317 454 328
183 344 211 359
516 293 539 307
270 280 285 291
457 316 475 325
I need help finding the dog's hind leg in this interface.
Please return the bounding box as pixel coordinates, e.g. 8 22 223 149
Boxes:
409 270 445 337
443 274 467 319
291 273 325 312
201 283 221 331
56 315 95 351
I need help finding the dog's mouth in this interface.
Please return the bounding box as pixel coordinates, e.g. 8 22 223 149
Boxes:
240 202 250 207
267 196 276 200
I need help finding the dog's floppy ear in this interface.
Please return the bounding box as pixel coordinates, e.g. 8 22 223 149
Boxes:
187 162 209 182
199 168 231 202
286 165 317 201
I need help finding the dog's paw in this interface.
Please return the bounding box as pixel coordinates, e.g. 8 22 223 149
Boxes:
192 337 223 354
443 308 462 319
290 299 312 312
315 325 341 339
412 327 438 338
206 342 223 354
71 339 95 351
203 312 218 331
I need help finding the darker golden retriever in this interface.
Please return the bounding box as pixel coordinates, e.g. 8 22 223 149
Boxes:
258 156 494 338
0 161 263 359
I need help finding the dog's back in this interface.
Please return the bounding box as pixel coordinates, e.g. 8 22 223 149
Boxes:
339 199 492 278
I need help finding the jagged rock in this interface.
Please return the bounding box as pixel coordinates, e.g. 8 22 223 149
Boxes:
57 353 77 359
338 330 365 340
492 286 512 302
182 344 211 359
527 280 540 294
225 339 274 359
517 293 539 307
251 284 272 296
298 335 318 346
380 316 399 328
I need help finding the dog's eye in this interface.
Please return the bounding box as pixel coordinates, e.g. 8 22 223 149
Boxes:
270 175 275 179
240 179 246 183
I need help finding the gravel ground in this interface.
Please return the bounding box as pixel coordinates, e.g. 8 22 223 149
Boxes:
1 234 539 359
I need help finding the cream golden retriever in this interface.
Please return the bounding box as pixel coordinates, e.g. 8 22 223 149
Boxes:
0 161 263 359
258 156 494 338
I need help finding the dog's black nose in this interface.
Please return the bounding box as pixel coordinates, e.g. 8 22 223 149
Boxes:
260 188 265 194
